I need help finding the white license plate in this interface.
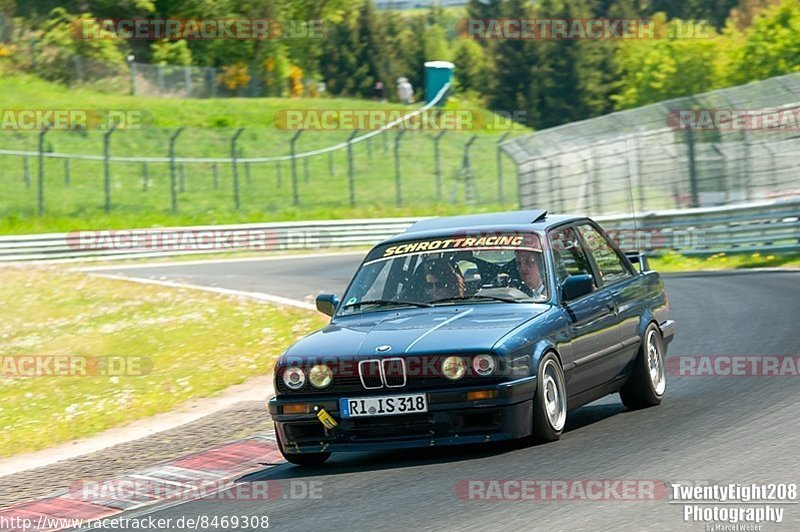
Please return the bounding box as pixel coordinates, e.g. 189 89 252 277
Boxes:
339 394 428 418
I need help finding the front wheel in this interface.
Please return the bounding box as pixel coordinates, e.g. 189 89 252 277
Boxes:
620 324 666 409
531 353 567 443
275 425 331 466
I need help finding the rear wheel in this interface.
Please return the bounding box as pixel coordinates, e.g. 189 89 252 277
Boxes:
275 425 331 466
620 324 666 409
531 353 567 443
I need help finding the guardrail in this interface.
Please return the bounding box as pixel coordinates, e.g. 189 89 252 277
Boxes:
0 199 797 262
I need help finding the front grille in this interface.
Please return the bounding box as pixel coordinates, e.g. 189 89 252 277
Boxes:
358 360 383 389
382 358 406 388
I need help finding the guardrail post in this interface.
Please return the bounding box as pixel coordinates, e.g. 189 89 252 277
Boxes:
433 130 446 201
231 127 244 210
23 156 30 188
276 161 282 188
496 132 511 203
64 158 71 188
37 127 49 215
686 129 699 208
168 127 184 212
328 151 334 177
394 130 406 207
212 163 219 190
141 162 148 191
103 124 117 212
290 130 303 205
347 130 360 208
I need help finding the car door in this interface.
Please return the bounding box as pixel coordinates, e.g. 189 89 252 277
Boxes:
576 222 642 378
548 225 621 398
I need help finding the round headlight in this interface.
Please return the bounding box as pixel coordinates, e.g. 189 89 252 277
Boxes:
473 354 496 376
282 366 306 390
442 356 467 381
309 364 333 389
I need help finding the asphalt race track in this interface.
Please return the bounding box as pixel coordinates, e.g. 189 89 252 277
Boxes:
89 257 800 531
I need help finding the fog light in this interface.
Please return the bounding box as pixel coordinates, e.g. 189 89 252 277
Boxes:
283 404 310 414
442 356 467 380
466 390 497 401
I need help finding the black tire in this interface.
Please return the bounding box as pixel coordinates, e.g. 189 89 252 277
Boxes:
275 425 331 466
531 352 567 443
620 323 666 410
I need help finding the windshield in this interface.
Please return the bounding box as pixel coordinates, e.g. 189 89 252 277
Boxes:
338 232 547 315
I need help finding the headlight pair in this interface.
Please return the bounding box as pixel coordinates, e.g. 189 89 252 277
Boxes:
441 354 496 380
282 364 333 390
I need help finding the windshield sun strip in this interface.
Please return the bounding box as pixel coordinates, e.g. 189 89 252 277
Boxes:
361 245 544 266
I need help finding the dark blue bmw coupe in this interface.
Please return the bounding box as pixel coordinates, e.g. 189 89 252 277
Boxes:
268 210 676 465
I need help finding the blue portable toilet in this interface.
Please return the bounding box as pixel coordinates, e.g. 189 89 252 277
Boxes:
424 61 455 106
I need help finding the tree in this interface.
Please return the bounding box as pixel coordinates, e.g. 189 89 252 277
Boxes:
611 14 722 109
724 0 800 84
452 39 489 94
151 39 192 65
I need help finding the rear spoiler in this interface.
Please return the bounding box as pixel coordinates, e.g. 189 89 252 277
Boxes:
626 252 650 273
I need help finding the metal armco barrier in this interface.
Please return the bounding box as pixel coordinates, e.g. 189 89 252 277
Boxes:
0 199 797 262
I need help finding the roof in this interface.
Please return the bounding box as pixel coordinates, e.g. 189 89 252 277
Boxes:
405 210 547 234
381 210 585 245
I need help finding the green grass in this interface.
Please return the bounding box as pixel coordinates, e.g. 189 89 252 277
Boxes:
0 74 527 234
0 265 326 457
650 251 800 271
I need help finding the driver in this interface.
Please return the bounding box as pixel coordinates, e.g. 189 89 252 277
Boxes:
513 250 546 298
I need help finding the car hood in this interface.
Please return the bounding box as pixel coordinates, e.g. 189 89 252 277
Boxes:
282 303 551 359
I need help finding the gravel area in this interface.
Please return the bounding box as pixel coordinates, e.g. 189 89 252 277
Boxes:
0 400 274 508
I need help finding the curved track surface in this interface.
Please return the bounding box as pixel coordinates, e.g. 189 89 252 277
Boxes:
92 258 800 531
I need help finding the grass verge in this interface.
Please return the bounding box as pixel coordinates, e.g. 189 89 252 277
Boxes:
0 266 326 458
649 251 800 271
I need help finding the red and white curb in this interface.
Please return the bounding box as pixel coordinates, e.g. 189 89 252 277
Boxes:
0 436 285 531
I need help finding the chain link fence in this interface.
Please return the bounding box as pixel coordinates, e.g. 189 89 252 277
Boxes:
503 73 800 215
0 125 519 220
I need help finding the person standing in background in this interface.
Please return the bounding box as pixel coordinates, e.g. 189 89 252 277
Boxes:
373 80 386 102
397 77 414 105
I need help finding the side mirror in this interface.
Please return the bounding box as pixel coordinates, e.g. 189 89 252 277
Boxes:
625 252 650 273
561 274 593 302
315 294 339 317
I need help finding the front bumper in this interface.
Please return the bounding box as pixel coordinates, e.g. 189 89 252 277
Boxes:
660 319 677 346
268 376 536 454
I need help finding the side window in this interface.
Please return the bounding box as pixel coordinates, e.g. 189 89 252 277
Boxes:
548 226 596 287
578 224 631 285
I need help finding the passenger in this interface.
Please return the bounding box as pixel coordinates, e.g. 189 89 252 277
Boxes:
422 259 464 301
